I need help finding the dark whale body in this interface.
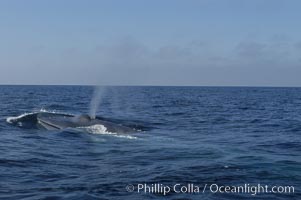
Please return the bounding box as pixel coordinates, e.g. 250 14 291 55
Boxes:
37 113 134 133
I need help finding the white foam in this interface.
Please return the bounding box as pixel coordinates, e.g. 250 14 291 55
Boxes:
81 124 138 140
39 108 69 115
40 108 53 113
84 124 113 134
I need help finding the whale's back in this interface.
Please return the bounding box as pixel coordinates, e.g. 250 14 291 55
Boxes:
37 113 134 133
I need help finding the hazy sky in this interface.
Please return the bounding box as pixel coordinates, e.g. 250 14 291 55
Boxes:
1 0 301 86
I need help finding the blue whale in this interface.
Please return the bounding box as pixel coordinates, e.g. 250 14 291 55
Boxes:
37 113 135 133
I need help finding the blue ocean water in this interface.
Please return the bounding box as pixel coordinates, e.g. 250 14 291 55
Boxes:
0 86 300 200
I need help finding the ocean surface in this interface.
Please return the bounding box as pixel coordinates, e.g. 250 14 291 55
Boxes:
0 86 300 200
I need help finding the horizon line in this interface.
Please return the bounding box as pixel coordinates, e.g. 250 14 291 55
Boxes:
0 84 301 88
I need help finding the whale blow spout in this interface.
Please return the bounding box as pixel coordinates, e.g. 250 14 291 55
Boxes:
89 86 104 119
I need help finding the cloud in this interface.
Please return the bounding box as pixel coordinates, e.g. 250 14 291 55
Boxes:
234 36 297 68
294 41 301 49
1 34 301 86
94 37 149 66
156 45 192 60
236 41 266 58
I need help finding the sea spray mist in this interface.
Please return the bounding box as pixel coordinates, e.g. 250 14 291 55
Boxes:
89 86 105 119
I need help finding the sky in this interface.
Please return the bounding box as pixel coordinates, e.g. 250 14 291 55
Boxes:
1 0 301 86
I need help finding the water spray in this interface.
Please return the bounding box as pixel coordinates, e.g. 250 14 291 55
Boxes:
89 86 104 119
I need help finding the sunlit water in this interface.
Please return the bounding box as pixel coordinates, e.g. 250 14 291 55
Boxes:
0 86 300 199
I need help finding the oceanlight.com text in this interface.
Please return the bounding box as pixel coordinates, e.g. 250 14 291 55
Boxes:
125 183 295 196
